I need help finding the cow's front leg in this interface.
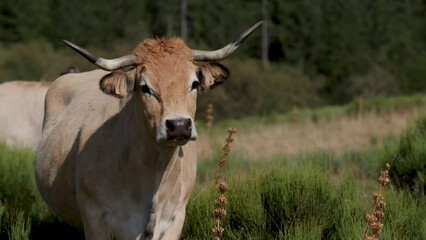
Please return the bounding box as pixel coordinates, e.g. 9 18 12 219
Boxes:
79 201 111 240
156 208 186 240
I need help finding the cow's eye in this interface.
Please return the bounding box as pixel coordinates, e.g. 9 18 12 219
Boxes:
191 81 200 91
141 84 152 95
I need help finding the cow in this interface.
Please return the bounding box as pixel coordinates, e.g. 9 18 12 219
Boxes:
60 66 80 76
0 67 80 149
34 21 262 240
0 81 49 149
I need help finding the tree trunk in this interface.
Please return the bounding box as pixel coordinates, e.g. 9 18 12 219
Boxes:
181 0 188 40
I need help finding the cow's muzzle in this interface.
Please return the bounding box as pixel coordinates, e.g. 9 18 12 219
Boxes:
166 118 192 141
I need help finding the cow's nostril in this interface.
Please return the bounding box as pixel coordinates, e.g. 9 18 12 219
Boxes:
166 120 176 131
184 119 192 131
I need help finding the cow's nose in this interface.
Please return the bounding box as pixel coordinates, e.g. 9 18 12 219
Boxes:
165 118 192 140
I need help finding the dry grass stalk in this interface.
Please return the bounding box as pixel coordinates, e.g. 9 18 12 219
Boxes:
291 105 299 122
206 103 214 136
358 96 364 120
212 127 236 240
363 163 391 240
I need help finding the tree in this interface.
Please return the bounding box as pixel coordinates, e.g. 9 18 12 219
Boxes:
0 0 50 42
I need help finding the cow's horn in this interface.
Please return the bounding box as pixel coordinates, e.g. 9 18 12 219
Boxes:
192 21 263 62
63 40 136 71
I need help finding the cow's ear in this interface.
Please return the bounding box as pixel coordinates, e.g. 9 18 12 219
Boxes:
197 63 230 91
99 71 136 98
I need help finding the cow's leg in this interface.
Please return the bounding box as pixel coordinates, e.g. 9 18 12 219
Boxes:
159 209 186 240
79 202 111 240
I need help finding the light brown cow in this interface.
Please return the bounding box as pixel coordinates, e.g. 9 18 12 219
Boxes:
35 21 262 240
0 81 49 149
0 67 81 149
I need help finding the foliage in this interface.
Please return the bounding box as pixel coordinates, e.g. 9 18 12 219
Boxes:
2 0 426 107
197 59 323 121
0 40 74 82
268 0 426 101
183 162 425 239
260 164 335 238
380 116 426 199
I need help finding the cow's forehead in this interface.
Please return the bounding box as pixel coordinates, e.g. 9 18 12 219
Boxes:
132 38 195 93
134 38 192 61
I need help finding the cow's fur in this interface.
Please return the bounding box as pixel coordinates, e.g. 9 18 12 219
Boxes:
35 38 229 240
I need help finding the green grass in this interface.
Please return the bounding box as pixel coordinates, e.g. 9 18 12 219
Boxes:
0 143 84 240
0 143 37 240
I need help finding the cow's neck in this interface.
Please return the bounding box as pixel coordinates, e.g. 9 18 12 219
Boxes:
121 97 187 235
116 96 183 191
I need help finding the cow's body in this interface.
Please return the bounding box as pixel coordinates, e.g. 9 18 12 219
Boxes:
36 69 196 239
0 81 49 149
35 22 261 240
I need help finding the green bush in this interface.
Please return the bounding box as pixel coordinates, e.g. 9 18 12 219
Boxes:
183 160 425 239
381 190 426 239
260 164 335 239
181 185 216 239
380 116 426 199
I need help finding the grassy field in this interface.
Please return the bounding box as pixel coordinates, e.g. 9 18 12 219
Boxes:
0 94 425 239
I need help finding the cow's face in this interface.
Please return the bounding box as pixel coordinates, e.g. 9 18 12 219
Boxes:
99 39 229 147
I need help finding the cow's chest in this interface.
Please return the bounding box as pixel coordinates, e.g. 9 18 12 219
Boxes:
101 177 184 240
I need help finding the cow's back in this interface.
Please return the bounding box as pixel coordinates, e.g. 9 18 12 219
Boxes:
0 81 49 149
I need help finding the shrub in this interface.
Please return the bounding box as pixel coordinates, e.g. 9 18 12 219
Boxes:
380 116 426 199
260 164 335 239
381 190 426 239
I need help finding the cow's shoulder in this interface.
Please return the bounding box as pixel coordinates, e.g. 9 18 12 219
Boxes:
44 70 109 122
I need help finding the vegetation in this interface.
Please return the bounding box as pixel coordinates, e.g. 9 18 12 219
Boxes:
380 117 426 200
1 96 425 239
183 164 425 239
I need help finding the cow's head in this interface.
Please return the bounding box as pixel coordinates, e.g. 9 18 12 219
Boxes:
63 21 261 147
